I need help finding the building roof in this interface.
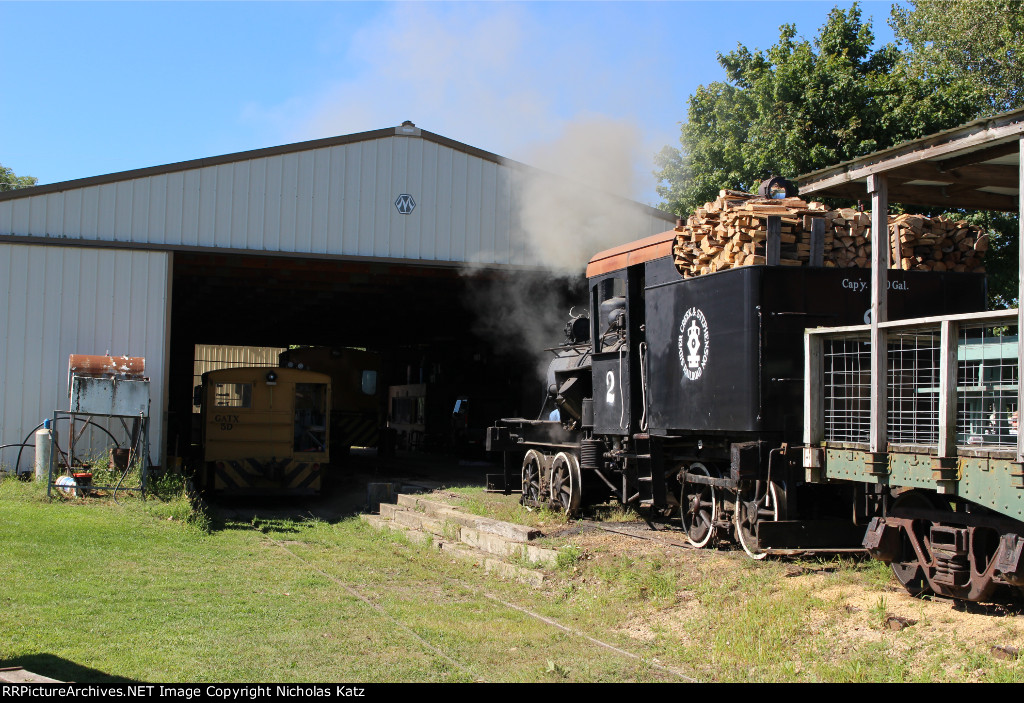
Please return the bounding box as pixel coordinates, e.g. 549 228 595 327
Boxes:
0 122 672 221
797 107 1024 211
0 123 497 203
0 122 674 268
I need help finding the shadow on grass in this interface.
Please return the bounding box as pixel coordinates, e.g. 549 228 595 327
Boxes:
1 654 139 683
198 458 493 534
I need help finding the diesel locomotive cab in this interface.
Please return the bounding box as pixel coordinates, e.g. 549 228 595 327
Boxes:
198 366 331 496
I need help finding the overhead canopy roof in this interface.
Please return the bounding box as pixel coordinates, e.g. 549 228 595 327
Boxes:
797 108 1024 212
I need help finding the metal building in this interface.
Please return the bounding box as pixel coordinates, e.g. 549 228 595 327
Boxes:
0 123 674 472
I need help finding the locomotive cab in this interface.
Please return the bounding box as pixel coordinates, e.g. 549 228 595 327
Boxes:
489 223 987 562
199 366 331 496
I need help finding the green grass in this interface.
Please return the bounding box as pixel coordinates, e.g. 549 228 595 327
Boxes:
0 478 676 683
3 476 1024 683
589 503 643 523
440 486 571 529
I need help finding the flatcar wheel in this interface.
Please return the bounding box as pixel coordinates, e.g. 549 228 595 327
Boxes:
734 480 780 560
680 463 717 548
521 449 545 509
889 490 941 597
549 451 582 515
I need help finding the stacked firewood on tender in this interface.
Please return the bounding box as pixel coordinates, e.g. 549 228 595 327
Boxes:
672 190 989 277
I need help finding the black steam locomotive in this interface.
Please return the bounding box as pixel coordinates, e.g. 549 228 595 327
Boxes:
487 229 987 561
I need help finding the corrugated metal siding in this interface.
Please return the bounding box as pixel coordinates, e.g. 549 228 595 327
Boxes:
192 345 286 411
0 135 673 266
0 244 170 473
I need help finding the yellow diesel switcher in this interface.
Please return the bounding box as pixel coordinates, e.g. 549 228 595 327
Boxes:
198 367 330 495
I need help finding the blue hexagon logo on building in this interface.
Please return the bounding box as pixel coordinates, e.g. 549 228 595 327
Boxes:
395 194 416 215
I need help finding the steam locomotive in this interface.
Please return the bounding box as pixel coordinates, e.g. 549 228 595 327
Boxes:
487 227 988 566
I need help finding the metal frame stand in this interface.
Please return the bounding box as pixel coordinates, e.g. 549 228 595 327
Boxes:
46 410 150 499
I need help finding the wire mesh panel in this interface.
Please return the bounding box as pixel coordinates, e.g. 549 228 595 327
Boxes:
887 330 940 445
823 335 872 442
815 312 1019 452
957 323 1019 449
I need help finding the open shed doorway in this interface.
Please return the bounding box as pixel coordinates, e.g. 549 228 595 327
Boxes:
165 250 581 475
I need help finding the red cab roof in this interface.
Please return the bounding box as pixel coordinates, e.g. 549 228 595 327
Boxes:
585 230 677 278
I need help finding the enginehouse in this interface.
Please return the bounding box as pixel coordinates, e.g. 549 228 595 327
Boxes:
0 123 673 472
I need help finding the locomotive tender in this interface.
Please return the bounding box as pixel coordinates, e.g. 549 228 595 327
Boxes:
488 227 997 590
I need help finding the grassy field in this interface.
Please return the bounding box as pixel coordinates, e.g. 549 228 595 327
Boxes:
2 475 1024 683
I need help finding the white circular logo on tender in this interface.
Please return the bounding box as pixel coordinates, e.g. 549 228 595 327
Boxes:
677 307 709 381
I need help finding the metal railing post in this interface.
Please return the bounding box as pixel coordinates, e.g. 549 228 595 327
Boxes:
804 331 824 446
938 319 959 458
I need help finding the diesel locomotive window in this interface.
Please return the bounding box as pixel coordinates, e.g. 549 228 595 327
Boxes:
214 383 253 408
294 383 328 452
361 370 377 395
594 276 627 352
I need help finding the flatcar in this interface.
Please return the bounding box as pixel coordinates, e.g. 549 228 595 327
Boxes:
487 226 1007 598
198 366 330 495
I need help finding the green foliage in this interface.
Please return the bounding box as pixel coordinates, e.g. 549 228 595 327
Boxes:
589 502 642 523
546 660 570 678
656 1 1024 308
145 473 212 532
0 163 37 191
959 210 1019 307
655 3 985 217
891 0 1024 114
590 554 680 603
555 544 583 571
870 595 889 624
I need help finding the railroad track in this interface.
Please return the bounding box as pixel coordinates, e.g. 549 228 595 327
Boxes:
257 524 698 683
575 519 696 549
576 518 868 560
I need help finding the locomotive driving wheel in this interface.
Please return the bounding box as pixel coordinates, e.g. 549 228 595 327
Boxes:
680 463 718 548
521 449 545 509
549 451 582 515
734 479 782 560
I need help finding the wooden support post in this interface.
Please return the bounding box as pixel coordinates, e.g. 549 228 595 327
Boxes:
809 218 825 267
766 215 781 266
938 319 959 458
868 174 889 455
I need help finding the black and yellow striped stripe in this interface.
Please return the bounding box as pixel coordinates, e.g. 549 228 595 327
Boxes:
333 413 379 448
213 457 321 495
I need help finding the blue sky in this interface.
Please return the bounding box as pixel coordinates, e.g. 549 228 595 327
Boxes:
0 1 898 205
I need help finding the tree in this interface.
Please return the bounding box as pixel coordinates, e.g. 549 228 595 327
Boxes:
891 0 1024 114
655 4 979 217
890 1 1024 306
655 2 1024 306
0 163 37 192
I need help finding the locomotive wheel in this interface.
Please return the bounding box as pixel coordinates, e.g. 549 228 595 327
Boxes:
889 490 942 597
680 463 717 548
549 451 582 515
521 449 545 509
734 480 781 560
